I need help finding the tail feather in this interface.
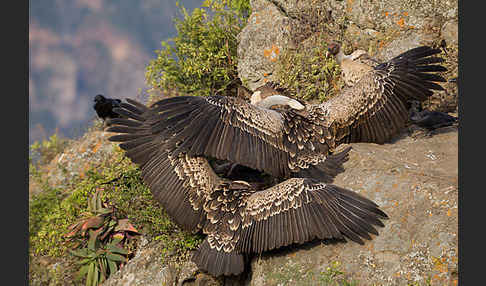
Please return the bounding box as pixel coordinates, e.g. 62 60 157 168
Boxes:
192 239 245 277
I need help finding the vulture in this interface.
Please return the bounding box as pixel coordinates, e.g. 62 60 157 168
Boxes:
93 94 122 122
106 99 388 276
123 46 447 181
326 42 380 87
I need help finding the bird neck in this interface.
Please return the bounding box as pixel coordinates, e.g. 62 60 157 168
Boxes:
335 50 352 64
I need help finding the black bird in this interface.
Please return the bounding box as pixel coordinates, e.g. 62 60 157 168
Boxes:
93 94 122 121
410 110 458 131
409 101 458 131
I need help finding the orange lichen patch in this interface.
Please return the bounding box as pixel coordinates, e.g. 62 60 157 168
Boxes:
392 183 398 189
397 18 405 28
394 201 399 207
447 209 452 216
263 73 269 77
346 0 354 13
384 11 389 17
91 141 102 153
402 11 409 17
453 279 458 286
408 25 415 29
263 78 268 83
263 44 280 62
432 256 449 274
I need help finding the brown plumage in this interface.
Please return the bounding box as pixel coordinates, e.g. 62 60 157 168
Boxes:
125 46 446 181
106 100 388 276
327 43 379 87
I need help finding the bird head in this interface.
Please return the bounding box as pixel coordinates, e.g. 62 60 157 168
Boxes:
94 94 106 103
326 42 341 58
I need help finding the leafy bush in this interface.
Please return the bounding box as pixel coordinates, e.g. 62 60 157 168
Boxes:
30 132 70 166
29 146 202 284
274 40 343 103
145 0 250 98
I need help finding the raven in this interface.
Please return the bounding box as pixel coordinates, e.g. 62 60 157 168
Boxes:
410 109 458 131
93 94 122 122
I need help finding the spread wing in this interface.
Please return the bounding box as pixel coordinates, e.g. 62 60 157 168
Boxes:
132 95 337 179
106 99 223 231
320 46 447 145
192 178 387 276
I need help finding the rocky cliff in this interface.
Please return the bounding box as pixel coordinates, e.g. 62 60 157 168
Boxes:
30 0 458 285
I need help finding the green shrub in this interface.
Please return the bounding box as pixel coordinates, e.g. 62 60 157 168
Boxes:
30 132 71 166
29 146 201 269
274 40 343 103
145 0 250 98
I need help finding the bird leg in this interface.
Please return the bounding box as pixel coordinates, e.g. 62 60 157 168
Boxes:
212 162 233 174
212 161 242 178
226 163 239 178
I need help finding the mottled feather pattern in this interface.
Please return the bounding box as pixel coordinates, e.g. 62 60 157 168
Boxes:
321 46 446 145
106 97 390 277
148 95 344 179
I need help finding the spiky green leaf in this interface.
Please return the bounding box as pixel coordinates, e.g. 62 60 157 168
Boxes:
106 253 126 263
107 259 118 275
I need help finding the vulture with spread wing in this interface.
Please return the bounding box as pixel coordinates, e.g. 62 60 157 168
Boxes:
121 46 446 181
106 99 388 276
326 43 380 87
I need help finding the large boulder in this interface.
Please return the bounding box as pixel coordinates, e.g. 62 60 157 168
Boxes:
237 0 458 111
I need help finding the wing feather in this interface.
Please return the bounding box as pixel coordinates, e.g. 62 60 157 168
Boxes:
106 102 230 232
228 178 388 254
322 46 446 145
145 95 338 178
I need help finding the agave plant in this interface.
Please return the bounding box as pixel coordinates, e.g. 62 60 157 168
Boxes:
65 189 140 245
70 233 128 286
66 189 140 285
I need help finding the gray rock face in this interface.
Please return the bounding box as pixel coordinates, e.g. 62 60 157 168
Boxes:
237 0 293 91
238 0 458 97
102 240 179 286
441 20 459 46
249 129 458 285
345 0 457 31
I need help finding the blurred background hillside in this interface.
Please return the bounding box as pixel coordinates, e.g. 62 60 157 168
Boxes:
29 0 201 145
